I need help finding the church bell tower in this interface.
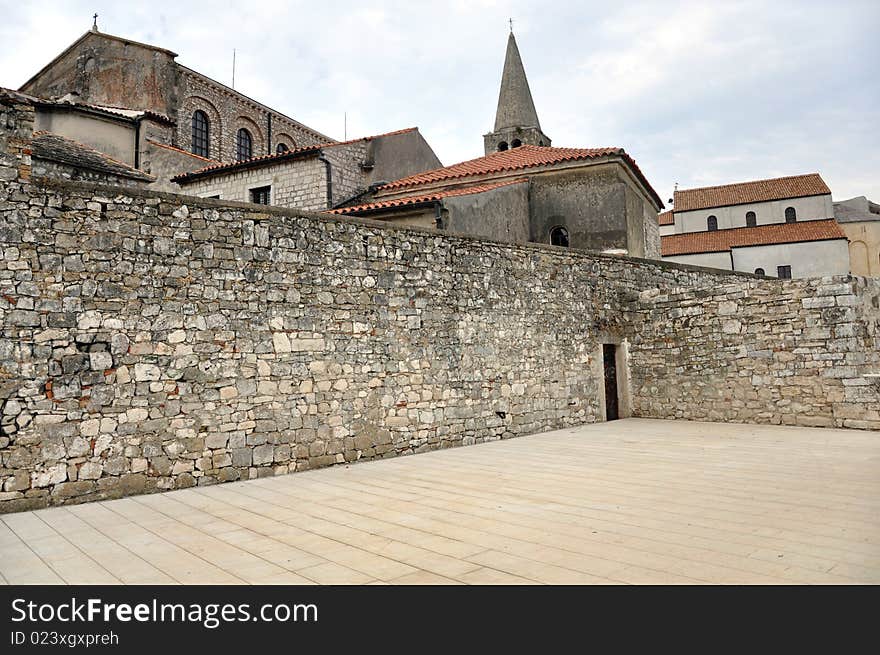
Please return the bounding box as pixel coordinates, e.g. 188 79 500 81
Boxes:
483 31 551 155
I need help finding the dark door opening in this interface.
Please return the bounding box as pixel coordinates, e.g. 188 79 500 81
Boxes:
603 344 619 421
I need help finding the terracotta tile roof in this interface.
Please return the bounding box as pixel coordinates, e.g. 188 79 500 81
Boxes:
0 87 38 105
376 144 663 208
661 219 846 256
673 173 830 212
658 210 674 226
32 131 155 182
33 94 175 125
329 179 529 215
172 127 418 184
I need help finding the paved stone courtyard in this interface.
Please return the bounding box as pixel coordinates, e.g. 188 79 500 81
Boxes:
1 418 878 585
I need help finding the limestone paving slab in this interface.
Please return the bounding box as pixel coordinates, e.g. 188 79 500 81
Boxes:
1 419 878 585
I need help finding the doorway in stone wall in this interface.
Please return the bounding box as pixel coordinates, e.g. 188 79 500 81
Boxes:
603 344 619 421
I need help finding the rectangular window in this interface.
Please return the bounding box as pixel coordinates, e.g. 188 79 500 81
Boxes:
250 186 271 205
777 265 792 279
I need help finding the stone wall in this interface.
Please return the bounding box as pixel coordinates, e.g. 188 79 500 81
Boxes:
180 155 328 209
1 172 877 512
178 69 330 161
323 140 369 206
31 157 146 188
20 31 179 119
0 91 34 184
142 140 215 194
630 276 880 429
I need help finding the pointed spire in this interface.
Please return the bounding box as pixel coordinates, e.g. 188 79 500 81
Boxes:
494 32 541 132
483 31 550 154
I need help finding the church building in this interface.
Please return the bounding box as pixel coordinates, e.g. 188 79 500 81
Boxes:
7 23 443 197
331 32 663 258
661 173 851 278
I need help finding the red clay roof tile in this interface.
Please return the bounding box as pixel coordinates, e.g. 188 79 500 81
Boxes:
329 179 529 215
377 144 663 208
658 210 674 226
661 219 846 256
673 173 830 213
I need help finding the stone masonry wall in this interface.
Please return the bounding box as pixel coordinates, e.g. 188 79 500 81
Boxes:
2 177 705 512
323 141 369 207
630 277 880 429
180 156 328 209
178 70 330 162
31 158 147 189
1 176 877 513
0 91 34 185
1 93 878 512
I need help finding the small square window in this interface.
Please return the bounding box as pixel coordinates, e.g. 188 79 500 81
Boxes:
777 265 792 279
251 186 271 205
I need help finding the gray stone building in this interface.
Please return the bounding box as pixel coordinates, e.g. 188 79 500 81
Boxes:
19 26 333 163
331 32 664 258
170 128 443 210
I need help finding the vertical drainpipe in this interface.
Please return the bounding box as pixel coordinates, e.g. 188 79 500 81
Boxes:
134 117 142 170
434 201 443 229
267 113 272 155
318 150 333 209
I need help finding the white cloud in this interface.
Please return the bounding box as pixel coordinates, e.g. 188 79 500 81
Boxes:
1 0 877 200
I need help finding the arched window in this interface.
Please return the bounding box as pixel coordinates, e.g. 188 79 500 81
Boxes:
511 139 522 148
236 128 253 161
276 143 289 154
497 141 508 151
191 110 209 157
754 267 765 276
707 215 718 231
550 226 570 247
746 211 756 227
785 206 797 223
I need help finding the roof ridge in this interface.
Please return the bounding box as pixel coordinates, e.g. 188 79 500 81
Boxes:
677 172 823 194
661 218 845 256
673 173 830 212
32 131 155 181
377 144 626 191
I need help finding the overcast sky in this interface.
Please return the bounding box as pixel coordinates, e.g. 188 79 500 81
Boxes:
1 0 878 202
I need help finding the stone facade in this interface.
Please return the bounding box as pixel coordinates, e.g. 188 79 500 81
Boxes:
1 95 878 514
141 140 216 194
632 277 880 429
181 155 328 209
0 90 34 184
344 158 663 257
19 30 332 164
177 67 329 161
0 170 877 512
175 129 442 211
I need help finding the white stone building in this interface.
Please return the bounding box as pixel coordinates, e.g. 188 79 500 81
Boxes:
661 173 850 278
